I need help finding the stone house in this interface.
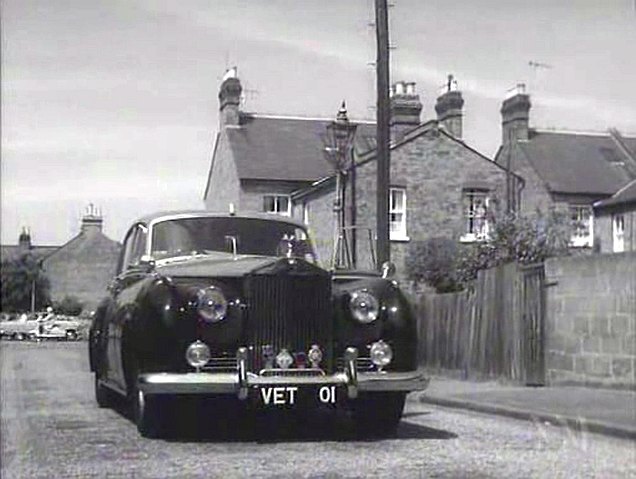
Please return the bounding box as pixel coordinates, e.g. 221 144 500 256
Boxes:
204 71 521 275
593 179 636 253
1 207 121 312
493 85 636 250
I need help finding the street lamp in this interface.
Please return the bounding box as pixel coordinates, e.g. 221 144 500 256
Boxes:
324 101 357 268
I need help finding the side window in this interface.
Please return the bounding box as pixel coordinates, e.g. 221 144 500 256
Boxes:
120 225 147 272
119 228 138 273
130 226 147 267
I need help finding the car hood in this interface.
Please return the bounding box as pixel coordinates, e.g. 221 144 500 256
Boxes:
155 252 324 278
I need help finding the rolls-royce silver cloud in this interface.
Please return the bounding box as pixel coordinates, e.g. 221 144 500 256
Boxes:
88 210 428 437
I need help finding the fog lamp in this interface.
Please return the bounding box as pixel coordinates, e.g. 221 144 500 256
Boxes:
275 348 294 369
369 340 393 371
307 344 323 368
185 340 211 370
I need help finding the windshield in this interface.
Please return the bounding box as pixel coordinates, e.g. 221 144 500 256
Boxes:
150 217 316 261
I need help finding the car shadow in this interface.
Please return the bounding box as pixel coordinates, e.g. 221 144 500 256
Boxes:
109 396 458 443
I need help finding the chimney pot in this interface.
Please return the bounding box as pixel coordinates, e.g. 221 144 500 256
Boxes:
435 75 464 138
389 80 422 139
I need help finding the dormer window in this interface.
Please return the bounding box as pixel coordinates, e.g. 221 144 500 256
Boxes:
263 195 291 217
569 205 593 248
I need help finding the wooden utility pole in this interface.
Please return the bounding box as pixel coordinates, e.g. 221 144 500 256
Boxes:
375 0 391 267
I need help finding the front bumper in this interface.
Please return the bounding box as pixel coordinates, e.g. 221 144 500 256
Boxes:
138 347 429 399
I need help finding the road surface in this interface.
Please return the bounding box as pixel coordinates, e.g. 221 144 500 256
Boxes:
1 342 634 478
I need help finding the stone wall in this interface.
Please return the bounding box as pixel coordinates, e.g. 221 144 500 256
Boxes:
545 252 636 388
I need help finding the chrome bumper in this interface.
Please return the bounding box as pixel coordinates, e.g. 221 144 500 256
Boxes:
138 347 429 399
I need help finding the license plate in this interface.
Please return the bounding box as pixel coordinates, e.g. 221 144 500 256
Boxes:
259 385 337 406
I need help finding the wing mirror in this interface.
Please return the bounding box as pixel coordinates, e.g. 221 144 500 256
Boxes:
381 261 396 279
139 255 156 272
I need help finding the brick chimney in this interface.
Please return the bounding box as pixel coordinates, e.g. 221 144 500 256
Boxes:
435 74 464 139
81 204 103 236
501 83 531 144
18 227 32 250
218 67 242 128
390 81 422 139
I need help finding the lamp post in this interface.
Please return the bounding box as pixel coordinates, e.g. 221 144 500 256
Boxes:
324 102 357 268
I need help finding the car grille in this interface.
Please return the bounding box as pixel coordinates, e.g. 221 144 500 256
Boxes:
336 357 375 372
244 266 333 372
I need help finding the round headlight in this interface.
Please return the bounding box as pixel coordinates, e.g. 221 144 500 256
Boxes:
185 340 211 368
370 340 393 369
349 290 380 324
196 286 228 323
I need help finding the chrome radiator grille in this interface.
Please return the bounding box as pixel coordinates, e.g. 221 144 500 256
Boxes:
244 270 333 371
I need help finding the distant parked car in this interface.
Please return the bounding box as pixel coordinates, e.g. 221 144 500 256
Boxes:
29 319 80 341
89 211 428 437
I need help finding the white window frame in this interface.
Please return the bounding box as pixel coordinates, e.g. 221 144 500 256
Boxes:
613 214 625 253
460 189 490 242
263 194 291 217
389 187 408 241
569 205 594 248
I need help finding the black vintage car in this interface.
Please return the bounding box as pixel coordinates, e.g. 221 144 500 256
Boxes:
89 211 428 437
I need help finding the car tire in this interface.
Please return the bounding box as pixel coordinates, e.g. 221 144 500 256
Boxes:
14 332 25 341
351 391 406 438
95 375 112 408
132 384 162 438
66 330 78 341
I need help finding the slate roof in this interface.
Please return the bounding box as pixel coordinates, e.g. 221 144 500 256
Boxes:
509 130 636 195
226 114 377 182
594 179 636 209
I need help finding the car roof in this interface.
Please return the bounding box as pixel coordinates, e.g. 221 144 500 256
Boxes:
133 210 307 229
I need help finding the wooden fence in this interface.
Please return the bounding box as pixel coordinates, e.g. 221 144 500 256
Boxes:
417 262 545 384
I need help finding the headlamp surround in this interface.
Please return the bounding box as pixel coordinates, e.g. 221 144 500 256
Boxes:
196 286 228 323
349 289 380 324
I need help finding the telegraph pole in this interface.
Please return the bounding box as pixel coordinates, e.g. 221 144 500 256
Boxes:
375 0 391 267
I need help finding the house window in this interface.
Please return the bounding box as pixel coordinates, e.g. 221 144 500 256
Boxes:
613 214 625 253
461 190 489 242
389 187 408 240
569 205 593 247
263 195 291 216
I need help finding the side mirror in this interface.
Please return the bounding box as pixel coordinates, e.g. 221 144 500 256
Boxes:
139 255 156 272
381 261 396 279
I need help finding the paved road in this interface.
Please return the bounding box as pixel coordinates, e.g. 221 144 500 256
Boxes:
1 342 634 478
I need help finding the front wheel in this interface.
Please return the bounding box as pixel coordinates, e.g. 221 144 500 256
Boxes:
351 392 406 437
94 375 113 408
132 385 162 438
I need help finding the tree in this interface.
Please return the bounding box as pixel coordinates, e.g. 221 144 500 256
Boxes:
53 295 84 316
1 253 51 312
405 237 463 293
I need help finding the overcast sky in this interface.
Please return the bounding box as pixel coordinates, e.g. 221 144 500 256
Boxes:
2 0 636 245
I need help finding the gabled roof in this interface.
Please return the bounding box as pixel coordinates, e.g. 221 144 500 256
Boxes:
594 179 636 210
225 114 376 182
511 130 636 195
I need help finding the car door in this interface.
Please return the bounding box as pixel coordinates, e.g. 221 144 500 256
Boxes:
106 224 148 391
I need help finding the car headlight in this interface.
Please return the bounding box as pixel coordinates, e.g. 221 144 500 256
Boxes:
196 286 228 323
349 289 380 324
